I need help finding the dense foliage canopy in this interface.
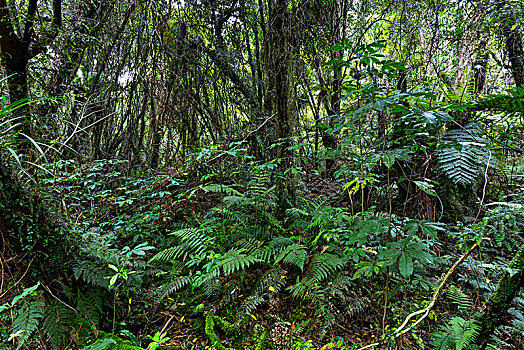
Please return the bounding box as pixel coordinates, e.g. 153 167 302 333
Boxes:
1 0 524 349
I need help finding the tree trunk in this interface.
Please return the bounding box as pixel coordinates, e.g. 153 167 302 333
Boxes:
0 0 33 147
473 41 489 94
497 2 524 88
268 0 295 211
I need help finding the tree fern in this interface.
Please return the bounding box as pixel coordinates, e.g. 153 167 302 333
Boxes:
437 123 491 185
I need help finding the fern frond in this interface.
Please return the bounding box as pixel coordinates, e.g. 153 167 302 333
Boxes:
447 285 474 312
42 300 75 350
200 277 222 298
216 249 262 276
148 246 184 263
73 261 110 288
79 339 117 350
12 300 44 350
150 228 208 262
286 207 310 229
290 283 337 328
223 195 248 207
472 87 524 113
302 253 347 285
274 243 308 271
247 171 272 197
81 242 121 265
486 331 514 350
191 249 262 296
240 295 265 315
201 183 242 196
240 269 286 314
437 123 491 185
77 288 103 327
255 236 293 262
431 327 457 350
235 238 263 254
157 275 192 302
431 317 480 350
452 317 479 350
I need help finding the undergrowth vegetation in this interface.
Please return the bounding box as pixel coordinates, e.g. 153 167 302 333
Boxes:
3 111 524 349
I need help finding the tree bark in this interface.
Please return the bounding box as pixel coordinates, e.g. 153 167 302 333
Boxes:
53 0 62 28
473 41 489 94
0 0 33 145
268 0 295 211
497 2 524 88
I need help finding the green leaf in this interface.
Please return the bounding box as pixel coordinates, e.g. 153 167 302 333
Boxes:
399 253 413 278
447 103 471 111
413 180 436 196
383 153 395 169
11 284 39 307
19 133 47 163
373 99 387 112
378 249 400 259
110 274 118 286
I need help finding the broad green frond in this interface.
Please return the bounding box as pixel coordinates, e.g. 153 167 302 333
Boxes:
437 123 492 185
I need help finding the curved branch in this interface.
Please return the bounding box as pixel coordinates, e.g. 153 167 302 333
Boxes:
356 242 479 350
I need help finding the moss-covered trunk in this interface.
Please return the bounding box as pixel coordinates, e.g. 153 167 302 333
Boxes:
268 0 295 213
473 243 524 349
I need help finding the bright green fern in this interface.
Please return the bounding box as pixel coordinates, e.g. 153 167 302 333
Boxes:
437 123 492 185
